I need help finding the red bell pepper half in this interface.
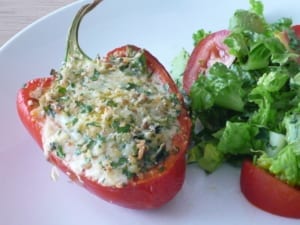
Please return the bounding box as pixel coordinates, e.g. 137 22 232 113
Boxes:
17 0 191 209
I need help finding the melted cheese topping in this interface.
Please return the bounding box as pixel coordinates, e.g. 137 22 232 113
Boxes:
35 48 181 187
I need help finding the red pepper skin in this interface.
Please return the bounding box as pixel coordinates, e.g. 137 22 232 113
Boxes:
17 77 53 148
240 160 300 218
182 30 235 93
17 45 192 209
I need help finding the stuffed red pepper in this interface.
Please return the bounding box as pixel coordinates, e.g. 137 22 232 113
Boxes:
17 0 191 209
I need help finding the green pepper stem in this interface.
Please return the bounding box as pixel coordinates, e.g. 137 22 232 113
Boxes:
65 0 102 62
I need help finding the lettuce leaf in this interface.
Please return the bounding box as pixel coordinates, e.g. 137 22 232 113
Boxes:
188 143 223 173
217 121 259 155
186 0 300 183
190 63 245 112
257 141 300 186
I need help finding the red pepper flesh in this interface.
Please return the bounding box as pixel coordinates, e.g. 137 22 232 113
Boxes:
17 45 191 209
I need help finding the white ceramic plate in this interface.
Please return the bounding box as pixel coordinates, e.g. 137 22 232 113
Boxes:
1 0 300 224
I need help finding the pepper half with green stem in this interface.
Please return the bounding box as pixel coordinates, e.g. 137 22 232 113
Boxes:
17 0 191 209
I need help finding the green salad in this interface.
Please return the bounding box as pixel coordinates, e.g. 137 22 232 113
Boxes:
172 0 300 186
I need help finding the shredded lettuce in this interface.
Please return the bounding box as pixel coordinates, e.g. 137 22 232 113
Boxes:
249 0 264 16
174 0 300 185
190 63 246 112
217 121 259 155
188 143 223 173
192 29 211 46
170 48 190 86
256 113 300 186
229 9 266 34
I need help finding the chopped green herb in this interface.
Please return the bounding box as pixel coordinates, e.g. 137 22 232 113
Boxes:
96 134 106 143
86 121 101 127
122 168 135 179
76 101 93 113
72 117 78 125
90 69 100 81
111 156 128 168
56 144 65 158
57 86 67 95
106 99 118 107
111 120 131 133
124 82 139 90
43 105 56 117
86 139 96 149
117 50 147 76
